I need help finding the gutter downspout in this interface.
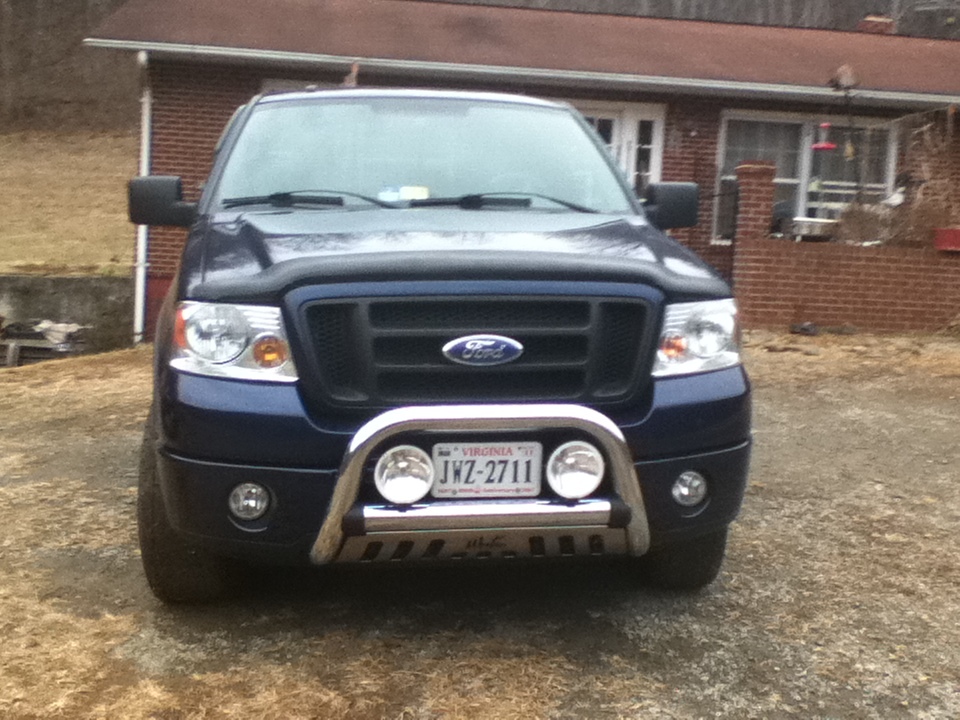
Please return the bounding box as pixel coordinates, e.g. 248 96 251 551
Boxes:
134 50 151 344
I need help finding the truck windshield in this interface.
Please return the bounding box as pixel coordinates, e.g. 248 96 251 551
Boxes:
213 96 636 215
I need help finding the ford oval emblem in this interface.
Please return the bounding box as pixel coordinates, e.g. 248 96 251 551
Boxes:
442 334 524 366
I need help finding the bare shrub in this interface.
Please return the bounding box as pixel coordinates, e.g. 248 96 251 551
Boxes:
887 196 956 247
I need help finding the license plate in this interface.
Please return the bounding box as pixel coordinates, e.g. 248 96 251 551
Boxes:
431 442 542 498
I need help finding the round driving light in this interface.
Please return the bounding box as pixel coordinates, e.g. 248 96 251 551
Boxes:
228 483 270 520
546 441 605 500
374 445 434 505
672 471 708 507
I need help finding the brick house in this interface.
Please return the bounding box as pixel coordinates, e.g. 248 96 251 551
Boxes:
86 0 960 336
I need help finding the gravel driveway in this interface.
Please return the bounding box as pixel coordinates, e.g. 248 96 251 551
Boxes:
1 333 958 719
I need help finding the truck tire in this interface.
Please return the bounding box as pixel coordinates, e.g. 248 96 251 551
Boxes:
137 417 236 604
638 527 728 591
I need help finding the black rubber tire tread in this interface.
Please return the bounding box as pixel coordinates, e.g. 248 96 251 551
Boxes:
137 409 235 604
638 527 728 591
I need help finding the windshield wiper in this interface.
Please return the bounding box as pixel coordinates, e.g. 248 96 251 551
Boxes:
408 192 598 213
222 190 398 209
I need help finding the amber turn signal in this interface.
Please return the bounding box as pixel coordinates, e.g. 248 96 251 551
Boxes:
660 333 688 359
252 334 289 368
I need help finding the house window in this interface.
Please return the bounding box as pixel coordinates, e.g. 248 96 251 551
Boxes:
717 120 803 238
715 114 896 240
811 125 891 215
576 102 665 194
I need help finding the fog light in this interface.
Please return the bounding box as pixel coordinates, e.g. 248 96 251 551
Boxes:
546 441 605 500
672 471 708 507
374 445 434 505
228 482 270 520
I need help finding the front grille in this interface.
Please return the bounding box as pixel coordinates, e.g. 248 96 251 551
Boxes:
369 300 590 330
302 296 653 408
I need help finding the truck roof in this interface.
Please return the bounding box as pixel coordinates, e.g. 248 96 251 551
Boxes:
256 88 565 109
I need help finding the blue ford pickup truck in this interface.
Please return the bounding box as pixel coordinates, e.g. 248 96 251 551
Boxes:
130 89 751 603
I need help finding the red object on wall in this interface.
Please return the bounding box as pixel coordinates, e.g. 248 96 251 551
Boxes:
934 228 960 252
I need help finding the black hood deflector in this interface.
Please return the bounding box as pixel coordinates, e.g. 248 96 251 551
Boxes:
182 210 731 303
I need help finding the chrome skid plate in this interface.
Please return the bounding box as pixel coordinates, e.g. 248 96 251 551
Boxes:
336 527 629 563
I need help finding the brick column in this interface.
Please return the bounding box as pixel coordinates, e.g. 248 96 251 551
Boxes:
734 162 777 242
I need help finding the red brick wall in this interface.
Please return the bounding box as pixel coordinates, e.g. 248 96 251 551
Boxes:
147 62 262 279
660 100 732 276
733 239 960 332
731 155 960 333
733 162 777 242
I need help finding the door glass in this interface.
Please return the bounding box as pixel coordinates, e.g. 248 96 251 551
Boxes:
581 108 662 195
634 120 656 194
582 115 620 164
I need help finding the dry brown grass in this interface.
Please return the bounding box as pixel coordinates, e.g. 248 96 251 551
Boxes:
0 131 138 275
93 640 576 720
744 329 960 386
3 343 960 718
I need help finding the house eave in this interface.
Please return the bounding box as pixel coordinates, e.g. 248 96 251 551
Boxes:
84 38 960 111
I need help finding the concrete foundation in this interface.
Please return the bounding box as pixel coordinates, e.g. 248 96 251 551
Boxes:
0 275 135 352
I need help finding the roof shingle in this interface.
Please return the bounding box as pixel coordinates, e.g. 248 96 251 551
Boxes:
86 0 960 106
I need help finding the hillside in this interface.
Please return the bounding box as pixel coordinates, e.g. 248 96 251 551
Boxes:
0 0 137 130
0 131 137 274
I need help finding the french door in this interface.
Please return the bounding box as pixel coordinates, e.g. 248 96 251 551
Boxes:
574 102 665 194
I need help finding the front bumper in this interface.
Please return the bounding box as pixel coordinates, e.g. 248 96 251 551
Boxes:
154 375 751 564
312 404 651 564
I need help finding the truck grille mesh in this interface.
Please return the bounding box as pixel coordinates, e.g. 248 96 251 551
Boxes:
302 296 651 407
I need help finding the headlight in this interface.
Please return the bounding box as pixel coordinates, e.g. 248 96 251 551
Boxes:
181 303 248 363
171 302 298 382
652 299 741 377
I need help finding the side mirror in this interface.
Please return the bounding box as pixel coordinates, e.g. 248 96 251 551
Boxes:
129 176 198 227
643 182 699 230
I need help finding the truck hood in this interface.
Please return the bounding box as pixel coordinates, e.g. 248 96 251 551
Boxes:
183 209 731 302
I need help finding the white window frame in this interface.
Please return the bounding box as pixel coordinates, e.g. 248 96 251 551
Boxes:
558 99 666 190
713 109 899 244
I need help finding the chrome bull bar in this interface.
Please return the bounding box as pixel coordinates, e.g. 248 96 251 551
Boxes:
309 404 651 564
